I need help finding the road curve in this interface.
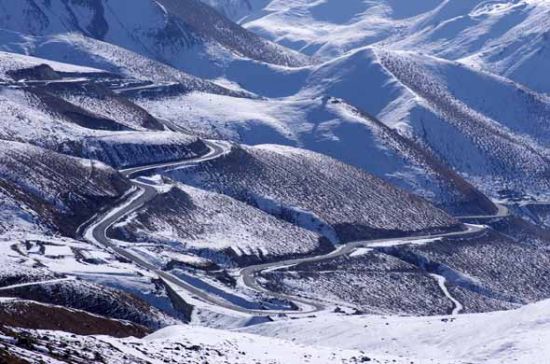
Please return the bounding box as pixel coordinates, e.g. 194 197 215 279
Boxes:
120 139 226 179
83 139 494 317
455 202 509 221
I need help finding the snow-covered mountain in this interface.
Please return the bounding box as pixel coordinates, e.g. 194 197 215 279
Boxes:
3 0 548 207
233 0 550 94
0 0 307 78
0 1 549 363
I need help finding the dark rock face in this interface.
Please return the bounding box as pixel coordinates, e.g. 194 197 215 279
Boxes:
7 64 61 81
0 280 175 330
0 299 150 337
162 281 194 322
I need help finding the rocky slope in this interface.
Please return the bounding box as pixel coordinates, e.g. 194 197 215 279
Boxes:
0 298 149 337
0 52 212 169
0 324 390 364
168 144 461 242
0 141 129 236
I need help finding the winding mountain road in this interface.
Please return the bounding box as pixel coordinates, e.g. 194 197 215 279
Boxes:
83 140 322 315
83 140 505 316
240 223 487 316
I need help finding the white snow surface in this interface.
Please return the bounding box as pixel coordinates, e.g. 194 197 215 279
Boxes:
1 323 409 363
243 298 550 364
0 2 549 363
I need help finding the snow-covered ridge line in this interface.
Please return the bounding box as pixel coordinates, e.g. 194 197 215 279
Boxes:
0 277 76 291
0 50 107 80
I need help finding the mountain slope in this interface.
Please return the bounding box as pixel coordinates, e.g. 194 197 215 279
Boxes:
253 46 550 198
112 182 327 266
167 144 461 242
134 43 550 205
0 2 548 363
0 49 105 80
0 140 129 236
157 0 308 67
0 324 395 364
0 31 236 95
